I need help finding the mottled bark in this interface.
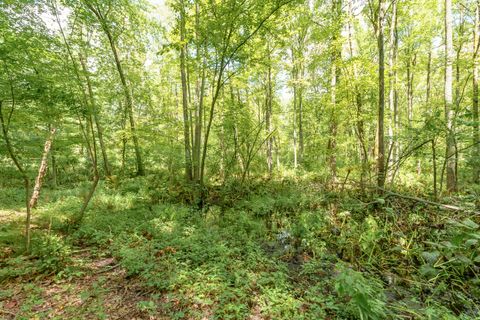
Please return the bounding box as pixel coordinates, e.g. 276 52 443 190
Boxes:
29 127 56 209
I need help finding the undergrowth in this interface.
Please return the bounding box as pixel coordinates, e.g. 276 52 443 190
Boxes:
0 176 479 319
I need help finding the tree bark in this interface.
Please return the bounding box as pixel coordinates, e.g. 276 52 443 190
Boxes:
328 0 342 181
193 4 204 182
180 0 193 181
406 52 416 126
432 139 438 200
473 0 480 183
29 127 56 209
266 49 273 174
291 48 298 169
298 66 304 165
445 0 456 192
388 0 398 177
426 50 432 105
376 0 386 189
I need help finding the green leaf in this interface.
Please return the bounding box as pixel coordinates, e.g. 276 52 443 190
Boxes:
421 251 440 264
461 219 479 230
465 239 478 247
419 265 439 278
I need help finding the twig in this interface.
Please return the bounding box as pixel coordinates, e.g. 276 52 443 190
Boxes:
0 309 17 316
95 264 120 274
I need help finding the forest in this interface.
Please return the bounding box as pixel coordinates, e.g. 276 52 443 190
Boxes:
0 0 479 318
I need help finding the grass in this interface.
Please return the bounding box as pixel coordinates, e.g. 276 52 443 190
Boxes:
0 176 479 319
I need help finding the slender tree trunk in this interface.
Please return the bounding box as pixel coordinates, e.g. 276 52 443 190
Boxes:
50 122 58 187
180 1 193 181
432 139 438 200
29 127 56 209
84 3 144 176
292 50 298 169
329 61 338 180
79 53 111 177
445 0 456 192
298 66 304 165
388 0 398 175
51 147 57 186
406 55 415 126
266 52 273 175
194 63 205 181
474 0 480 183
426 50 432 104
76 114 99 224
377 0 386 189
106 31 144 176
328 0 341 181
0 102 31 251
192 8 205 183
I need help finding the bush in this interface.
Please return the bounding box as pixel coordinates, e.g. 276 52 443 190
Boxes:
334 264 386 320
33 233 72 272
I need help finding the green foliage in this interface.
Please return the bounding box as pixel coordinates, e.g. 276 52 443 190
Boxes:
334 264 387 320
32 233 72 273
419 217 480 298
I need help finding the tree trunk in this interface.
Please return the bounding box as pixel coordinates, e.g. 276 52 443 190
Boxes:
329 61 338 180
328 0 343 181
180 1 193 181
79 53 111 177
474 0 480 183
377 0 386 189
432 139 438 200
50 122 58 187
193 5 205 182
445 0 456 192
86 4 144 176
292 49 298 169
298 66 304 165
76 114 100 224
266 54 273 175
29 127 56 208
388 0 398 177
426 50 432 104
406 52 416 126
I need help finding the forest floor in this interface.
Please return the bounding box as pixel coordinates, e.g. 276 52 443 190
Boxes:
1 177 479 319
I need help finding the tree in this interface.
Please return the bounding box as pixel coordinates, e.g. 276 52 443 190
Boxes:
445 0 456 192
473 0 480 183
82 0 145 176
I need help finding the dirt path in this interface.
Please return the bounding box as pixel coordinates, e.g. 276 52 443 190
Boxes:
0 250 166 320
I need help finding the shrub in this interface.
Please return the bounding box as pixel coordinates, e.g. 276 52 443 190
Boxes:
334 264 386 320
32 233 72 272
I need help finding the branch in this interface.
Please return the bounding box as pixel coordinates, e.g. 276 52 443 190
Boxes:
378 187 480 215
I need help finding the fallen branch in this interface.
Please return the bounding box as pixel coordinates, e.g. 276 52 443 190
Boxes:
377 187 480 215
332 176 480 215
95 264 120 274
